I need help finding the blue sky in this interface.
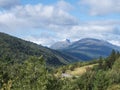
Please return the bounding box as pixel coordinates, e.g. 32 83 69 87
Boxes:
0 0 120 46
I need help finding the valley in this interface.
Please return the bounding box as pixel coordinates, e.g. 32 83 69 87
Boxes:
0 0 120 89
0 32 120 90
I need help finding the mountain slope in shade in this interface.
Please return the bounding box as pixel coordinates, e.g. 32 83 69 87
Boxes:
51 38 120 61
0 32 77 66
50 39 71 50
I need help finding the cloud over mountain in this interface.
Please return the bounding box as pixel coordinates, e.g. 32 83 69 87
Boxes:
0 0 120 46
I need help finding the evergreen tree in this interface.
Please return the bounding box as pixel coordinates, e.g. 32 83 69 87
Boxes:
105 50 116 69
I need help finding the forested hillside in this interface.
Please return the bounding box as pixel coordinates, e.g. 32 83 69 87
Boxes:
0 32 76 66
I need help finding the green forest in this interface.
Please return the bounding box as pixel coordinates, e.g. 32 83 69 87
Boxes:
0 50 120 90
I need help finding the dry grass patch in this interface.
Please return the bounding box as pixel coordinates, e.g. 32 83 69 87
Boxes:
66 64 98 76
107 84 120 90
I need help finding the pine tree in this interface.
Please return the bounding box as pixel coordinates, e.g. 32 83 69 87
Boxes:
105 50 116 69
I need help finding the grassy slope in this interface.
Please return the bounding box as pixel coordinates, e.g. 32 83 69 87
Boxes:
66 64 98 76
55 62 98 77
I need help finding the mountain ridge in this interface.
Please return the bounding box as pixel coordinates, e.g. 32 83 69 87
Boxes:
50 39 72 50
51 38 120 61
0 32 77 66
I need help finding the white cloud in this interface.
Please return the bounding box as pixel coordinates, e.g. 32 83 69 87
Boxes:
0 1 78 46
1 7 119 46
25 36 55 47
109 40 120 46
24 32 57 46
55 0 73 11
80 0 120 15
0 0 120 46
0 0 20 8
52 20 120 46
0 3 77 32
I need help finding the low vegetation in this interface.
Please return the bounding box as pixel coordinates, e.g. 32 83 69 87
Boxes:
0 50 120 90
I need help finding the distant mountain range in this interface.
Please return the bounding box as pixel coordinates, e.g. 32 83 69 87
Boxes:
50 38 120 61
1 32 120 66
0 32 76 66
